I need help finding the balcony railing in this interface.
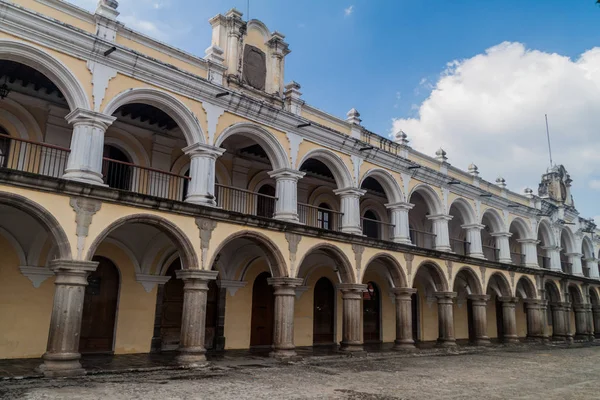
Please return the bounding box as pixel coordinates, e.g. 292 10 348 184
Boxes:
510 252 525 266
538 255 551 269
361 217 394 240
450 238 470 256
482 245 499 262
561 262 573 275
0 133 69 178
215 184 277 218
298 202 343 231
360 130 402 156
410 229 436 250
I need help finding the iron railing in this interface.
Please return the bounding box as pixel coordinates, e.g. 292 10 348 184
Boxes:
561 262 573 275
538 255 551 269
0 134 70 178
360 130 402 156
298 202 343 231
215 184 277 218
409 228 436 249
102 158 189 201
482 245 499 262
450 238 470 256
361 217 394 240
510 252 525 266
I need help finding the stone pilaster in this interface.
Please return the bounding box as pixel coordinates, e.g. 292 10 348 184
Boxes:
585 258 599 279
492 233 512 264
550 302 571 342
593 305 600 339
268 169 305 223
585 304 595 341
434 292 457 347
41 260 99 377
183 143 225 206
468 294 490 346
524 299 546 341
268 277 303 358
461 224 485 259
334 188 365 235
386 202 413 245
175 269 218 365
392 288 416 349
63 109 115 185
338 283 367 352
542 246 562 271
427 214 452 252
565 253 584 276
499 296 519 343
573 304 589 340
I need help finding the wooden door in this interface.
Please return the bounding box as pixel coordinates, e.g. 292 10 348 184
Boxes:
205 280 219 349
160 261 184 351
250 272 274 347
412 292 419 342
79 256 120 354
313 277 335 344
363 282 381 343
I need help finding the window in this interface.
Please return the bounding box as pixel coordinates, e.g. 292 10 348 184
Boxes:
317 203 332 230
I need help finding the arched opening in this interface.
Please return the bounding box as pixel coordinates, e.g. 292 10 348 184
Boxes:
448 200 475 256
508 219 527 266
515 277 536 339
544 281 562 340
250 271 274 347
590 289 600 338
481 210 503 262
581 237 594 278
486 273 512 342
79 256 120 354
408 188 441 250
412 262 448 344
0 125 9 168
537 220 554 269
313 277 335 345
362 209 380 239
452 268 482 344
560 229 574 273
363 281 381 343
257 184 276 218
102 144 132 190
359 172 401 241
568 285 585 340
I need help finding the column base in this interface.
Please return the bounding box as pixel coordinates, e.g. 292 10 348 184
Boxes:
185 194 217 207
525 335 545 343
434 246 452 253
339 341 365 353
62 170 106 186
273 213 300 223
340 227 363 236
502 336 520 344
574 334 589 341
393 340 416 351
177 348 208 366
436 338 457 348
40 352 85 377
269 348 300 360
468 253 486 259
471 337 491 346
391 238 412 245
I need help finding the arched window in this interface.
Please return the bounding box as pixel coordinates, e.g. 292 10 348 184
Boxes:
362 210 380 239
257 184 276 218
317 202 332 230
103 145 131 190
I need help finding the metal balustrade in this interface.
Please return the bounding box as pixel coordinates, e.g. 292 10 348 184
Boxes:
0 134 70 178
298 202 343 231
561 262 573 275
361 217 395 240
409 229 436 249
215 184 277 218
538 255 551 269
450 238 470 256
510 252 525 266
482 245 499 262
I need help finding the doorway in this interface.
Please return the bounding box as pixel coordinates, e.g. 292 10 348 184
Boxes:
250 272 274 347
363 281 381 343
313 277 335 345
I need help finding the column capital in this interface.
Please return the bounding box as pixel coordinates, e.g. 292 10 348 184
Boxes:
517 238 540 245
268 168 305 181
434 291 457 301
65 108 115 129
333 187 366 198
499 296 518 304
427 213 453 222
267 277 304 288
183 142 226 158
542 245 561 251
337 283 367 296
583 257 598 263
467 294 490 302
385 201 414 211
491 231 512 238
565 252 584 258
461 223 486 231
49 259 98 286
524 298 546 306
176 269 218 282
392 287 417 299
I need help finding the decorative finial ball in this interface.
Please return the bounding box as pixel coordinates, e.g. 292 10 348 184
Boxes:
104 0 119 9
436 148 446 157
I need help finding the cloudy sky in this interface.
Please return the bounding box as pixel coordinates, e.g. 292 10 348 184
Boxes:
72 0 600 221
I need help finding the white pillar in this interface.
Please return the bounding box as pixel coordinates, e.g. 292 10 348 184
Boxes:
492 232 512 263
334 188 365 235
183 143 225 206
566 252 584 276
518 239 539 268
585 258 600 279
543 245 562 271
268 168 305 223
427 214 452 252
386 202 413 244
461 223 485 259
62 109 115 185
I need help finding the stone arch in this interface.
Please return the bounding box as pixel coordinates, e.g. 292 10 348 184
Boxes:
448 197 477 225
589 288 600 306
481 208 506 233
0 226 27 265
568 284 584 305
104 129 151 167
452 266 483 295
359 168 404 203
582 236 594 259
296 243 355 284
412 260 449 292
0 191 71 260
407 184 443 215
509 217 533 240
209 230 287 278
359 198 388 223
216 122 289 170
0 39 90 111
537 218 556 247
486 272 512 297
0 98 44 142
560 227 576 253
515 276 537 299
86 214 197 271
298 148 353 189
544 279 562 303
247 19 271 40
103 88 204 146
307 187 340 213
361 253 407 288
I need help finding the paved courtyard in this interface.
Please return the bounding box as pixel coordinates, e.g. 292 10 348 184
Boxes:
1 345 599 399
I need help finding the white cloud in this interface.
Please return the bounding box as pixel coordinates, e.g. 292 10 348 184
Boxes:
344 5 354 17
392 42 600 203
589 179 600 190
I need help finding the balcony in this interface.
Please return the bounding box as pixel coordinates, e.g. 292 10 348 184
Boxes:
482 245 499 262
450 238 470 256
538 255 551 269
510 252 525 267
410 229 436 250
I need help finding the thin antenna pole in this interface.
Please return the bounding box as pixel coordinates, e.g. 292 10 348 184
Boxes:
247 0 250 20
545 114 553 168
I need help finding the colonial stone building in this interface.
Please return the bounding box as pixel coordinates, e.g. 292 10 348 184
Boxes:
0 0 598 377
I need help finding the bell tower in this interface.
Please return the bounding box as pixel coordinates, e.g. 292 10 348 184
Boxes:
538 165 574 207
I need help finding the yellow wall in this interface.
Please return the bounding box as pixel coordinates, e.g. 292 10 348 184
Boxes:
515 299 527 338
486 296 499 339
415 282 438 342
453 301 469 340
363 269 395 343
0 236 54 359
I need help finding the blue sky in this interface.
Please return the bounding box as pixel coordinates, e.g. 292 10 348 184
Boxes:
74 0 600 221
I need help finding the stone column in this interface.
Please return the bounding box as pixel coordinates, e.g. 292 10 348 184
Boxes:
573 304 589 340
585 258 599 279
176 269 218 365
427 214 452 253
518 239 540 268
468 294 491 346
593 305 600 339
268 169 305 223
524 299 545 341
267 277 303 358
550 302 570 341
62 109 115 185
41 260 98 377
499 296 519 343
334 188 365 235
392 288 417 349
492 233 512 264
338 283 367 352
386 202 413 245
183 143 225 206
585 303 595 341
566 253 584 276
461 224 485 259
542 246 562 271
434 292 457 347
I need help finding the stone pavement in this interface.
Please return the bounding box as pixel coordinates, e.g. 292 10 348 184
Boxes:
1 343 599 399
